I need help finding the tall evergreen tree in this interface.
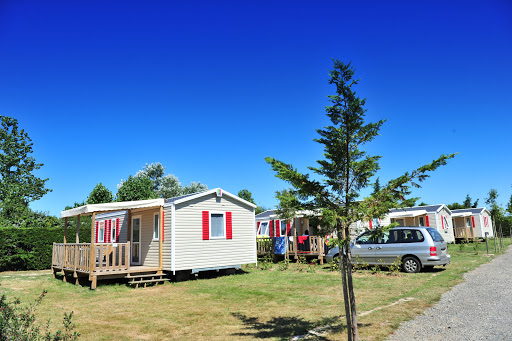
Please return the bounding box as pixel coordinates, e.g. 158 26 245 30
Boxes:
0 116 51 221
266 60 455 340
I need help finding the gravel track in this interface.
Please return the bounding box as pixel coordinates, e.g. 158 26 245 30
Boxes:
387 246 512 340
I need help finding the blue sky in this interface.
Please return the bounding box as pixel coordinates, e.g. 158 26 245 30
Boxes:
1 0 511 217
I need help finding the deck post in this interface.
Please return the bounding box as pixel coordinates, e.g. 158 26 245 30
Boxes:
64 217 68 243
90 275 97 290
293 222 298 259
90 212 96 279
76 215 80 243
158 206 163 274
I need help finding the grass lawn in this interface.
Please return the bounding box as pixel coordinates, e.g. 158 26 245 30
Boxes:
0 240 509 341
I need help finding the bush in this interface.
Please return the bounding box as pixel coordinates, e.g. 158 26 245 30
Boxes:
0 226 91 271
0 290 79 340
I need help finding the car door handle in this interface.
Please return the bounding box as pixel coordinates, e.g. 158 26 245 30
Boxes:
375 246 382 250
367 247 373 250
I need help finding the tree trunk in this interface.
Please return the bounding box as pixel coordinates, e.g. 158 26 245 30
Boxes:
339 228 353 341
346 248 359 341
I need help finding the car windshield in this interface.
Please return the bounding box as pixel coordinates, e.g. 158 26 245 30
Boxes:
426 228 444 242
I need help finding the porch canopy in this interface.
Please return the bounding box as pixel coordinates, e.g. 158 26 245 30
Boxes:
389 209 428 218
452 212 473 218
60 198 165 218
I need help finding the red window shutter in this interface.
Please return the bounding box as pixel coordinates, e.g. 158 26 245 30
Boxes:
441 215 445 229
369 219 373 229
226 212 232 239
275 220 281 237
202 211 209 240
471 216 476 228
95 221 99 243
269 220 274 237
116 218 120 242
107 220 111 243
425 215 430 227
257 221 261 232
162 211 165 242
286 221 291 236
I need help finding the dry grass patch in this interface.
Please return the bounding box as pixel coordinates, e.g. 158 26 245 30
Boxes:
0 242 508 340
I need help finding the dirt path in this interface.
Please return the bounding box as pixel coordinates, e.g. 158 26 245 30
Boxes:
387 246 512 340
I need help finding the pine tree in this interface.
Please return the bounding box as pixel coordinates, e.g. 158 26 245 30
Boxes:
266 60 455 340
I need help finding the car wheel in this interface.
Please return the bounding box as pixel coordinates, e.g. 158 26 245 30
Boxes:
402 256 421 273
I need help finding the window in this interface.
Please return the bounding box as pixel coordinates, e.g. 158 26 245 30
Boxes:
280 220 287 236
111 219 117 243
210 213 225 238
418 217 424 226
400 229 424 243
356 232 377 244
98 221 105 243
443 215 450 229
258 222 269 236
426 228 444 242
153 213 160 240
466 217 471 227
202 211 232 240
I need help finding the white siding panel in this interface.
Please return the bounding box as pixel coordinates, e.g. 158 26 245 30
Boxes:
174 194 256 271
163 206 172 270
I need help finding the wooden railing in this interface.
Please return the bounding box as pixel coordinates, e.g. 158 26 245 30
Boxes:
52 242 130 273
454 227 474 239
256 237 272 256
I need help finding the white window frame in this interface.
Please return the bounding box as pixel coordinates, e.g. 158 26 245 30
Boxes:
466 217 471 227
279 219 288 237
111 219 117 243
153 213 160 241
209 211 226 239
443 215 450 229
418 216 424 226
258 221 269 236
98 220 106 243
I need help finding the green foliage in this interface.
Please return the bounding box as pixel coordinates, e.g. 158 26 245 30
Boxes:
237 189 256 205
388 257 402 276
485 188 504 223
127 162 208 199
0 116 51 221
0 226 91 271
507 194 512 216
116 175 156 202
464 194 479 208
278 259 290 271
0 290 80 340
86 183 113 204
182 181 208 194
447 202 464 210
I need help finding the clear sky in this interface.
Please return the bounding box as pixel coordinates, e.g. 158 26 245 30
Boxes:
1 0 511 217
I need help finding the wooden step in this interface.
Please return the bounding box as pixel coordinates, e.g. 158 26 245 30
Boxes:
125 273 165 279
128 278 168 288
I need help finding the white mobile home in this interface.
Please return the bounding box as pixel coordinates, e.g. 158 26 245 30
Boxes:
53 188 257 289
389 204 455 243
451 208 493 239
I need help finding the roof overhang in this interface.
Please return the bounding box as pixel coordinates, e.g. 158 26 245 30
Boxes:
452 212 473 218
389 210 428 218
60 199 165 218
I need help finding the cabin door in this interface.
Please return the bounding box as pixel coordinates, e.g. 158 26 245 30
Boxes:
131 216 141 265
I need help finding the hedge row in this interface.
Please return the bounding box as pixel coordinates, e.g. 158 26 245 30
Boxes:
0 226 91 271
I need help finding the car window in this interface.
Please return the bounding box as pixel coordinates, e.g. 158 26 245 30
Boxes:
400 229 424 243
356 232 376 244
426 228 444 242
385 230 400 244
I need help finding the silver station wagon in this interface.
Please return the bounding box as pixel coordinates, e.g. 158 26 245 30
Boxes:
326 227 451 273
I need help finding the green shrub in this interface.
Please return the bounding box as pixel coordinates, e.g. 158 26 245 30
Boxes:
0 290 80 340
0 226 91 271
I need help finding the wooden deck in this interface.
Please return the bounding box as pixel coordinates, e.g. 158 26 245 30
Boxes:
52 242 162 289
257 236 326 264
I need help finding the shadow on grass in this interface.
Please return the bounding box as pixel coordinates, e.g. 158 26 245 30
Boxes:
231 312 352 340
